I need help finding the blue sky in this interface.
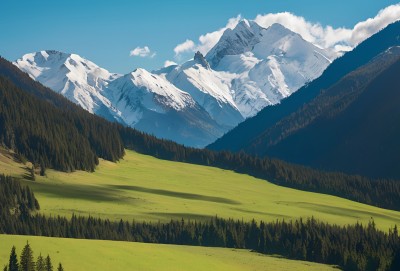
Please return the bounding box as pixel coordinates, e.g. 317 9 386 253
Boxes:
1 0 399 73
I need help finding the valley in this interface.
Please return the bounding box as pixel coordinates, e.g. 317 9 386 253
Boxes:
2 3 400 270
3 148 400 230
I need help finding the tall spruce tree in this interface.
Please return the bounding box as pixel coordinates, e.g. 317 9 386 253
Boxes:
8 246 18 271
19 242 35 271
44 256 52 271
36 254 45 271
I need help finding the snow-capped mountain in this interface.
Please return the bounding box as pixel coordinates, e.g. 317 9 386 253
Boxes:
15 52 225 147
14 21 337 147
106 67 225 147
206 20 337 117
155 52 244 127
15 50 122 122
107 68 195 126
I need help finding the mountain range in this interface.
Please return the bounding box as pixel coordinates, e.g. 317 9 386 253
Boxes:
14 20 336 147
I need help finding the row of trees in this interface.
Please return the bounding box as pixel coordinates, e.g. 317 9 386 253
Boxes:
3 243 63 271
1 175 400 271
0 174 39 215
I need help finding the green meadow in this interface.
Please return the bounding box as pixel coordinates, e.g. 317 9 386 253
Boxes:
4 149 398 230
0 234 338 271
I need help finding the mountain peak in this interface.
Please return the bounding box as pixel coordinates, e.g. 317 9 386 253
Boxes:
237 18 251 28
205 19 260 68
193 51 210 69
262 23 297 41
268 23 290 31
43 49 66 55
14 50 119 115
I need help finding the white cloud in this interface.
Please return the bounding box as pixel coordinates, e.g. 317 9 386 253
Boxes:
255 4 400 50
173 15 242 58
349 4 400 46
173 39 196 56
197 15 242 54
172 4 400 58
164 60 177 67
129 46 156 58
254 12 352 50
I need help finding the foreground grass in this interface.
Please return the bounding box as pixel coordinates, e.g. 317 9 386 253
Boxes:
0 234 339 271
5 150 395 230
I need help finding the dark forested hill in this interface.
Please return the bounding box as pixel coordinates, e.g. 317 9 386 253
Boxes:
244 47 400 179
0 75 124 171
208 21 400 153
0 56 129 171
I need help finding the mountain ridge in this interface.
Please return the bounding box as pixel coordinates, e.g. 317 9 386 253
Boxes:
14 21 335 147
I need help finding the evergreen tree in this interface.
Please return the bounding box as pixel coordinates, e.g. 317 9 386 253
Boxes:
39 161 46 177
19 242 35 271
3 265 8 271
29 166 35 181
8 246 18 271
36 254 45 271
44 256 52 271
56 264 63 271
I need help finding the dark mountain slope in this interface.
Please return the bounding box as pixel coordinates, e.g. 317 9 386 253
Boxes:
208 21 400 152
0 76 124 171
252 48 400 178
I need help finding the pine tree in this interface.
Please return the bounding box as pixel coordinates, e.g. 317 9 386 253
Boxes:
44 255 53 271
8 246 18 271
56 263 63 271
30 166 35 181
36 254 45 271
3 265 8 271
19 242 35 271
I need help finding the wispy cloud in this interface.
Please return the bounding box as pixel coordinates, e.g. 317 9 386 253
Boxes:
196 15 242 54
173 39 196 56
129 46 156 58
349 4 400 46
172 4 400 58
173 15 241 58
164 60 177 67
254 3 400 51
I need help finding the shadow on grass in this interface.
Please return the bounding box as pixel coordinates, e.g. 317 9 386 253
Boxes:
148 212 216 221
230 207 291 219
108 185 241 205
28 181 121 203
277 201 400 223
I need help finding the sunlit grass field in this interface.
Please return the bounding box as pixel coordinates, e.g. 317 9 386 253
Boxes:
3 149 397 230
0 234 339 271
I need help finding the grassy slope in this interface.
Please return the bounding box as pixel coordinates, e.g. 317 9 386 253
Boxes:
4 150 397 230
0 148 32 178
0 234 338 271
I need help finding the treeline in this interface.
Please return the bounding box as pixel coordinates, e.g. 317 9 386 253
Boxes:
0 174 39 215
3 243 63 271
2 55 400 211
1 175 399 271
4 215 400 271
